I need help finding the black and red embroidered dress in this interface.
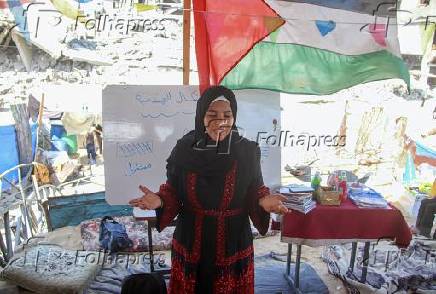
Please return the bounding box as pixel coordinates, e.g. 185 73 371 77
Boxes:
155 149 269 293
153 87 271 294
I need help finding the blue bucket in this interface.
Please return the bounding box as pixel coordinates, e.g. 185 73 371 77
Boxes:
50 124 66 140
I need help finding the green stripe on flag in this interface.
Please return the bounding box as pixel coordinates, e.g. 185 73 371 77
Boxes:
221 41 410 95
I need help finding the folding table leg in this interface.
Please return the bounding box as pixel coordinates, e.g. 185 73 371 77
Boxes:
295 245 302 289
286 243 292 276
147 220 154 272
349 242 357 272
384 251 390 272
360 242 370 283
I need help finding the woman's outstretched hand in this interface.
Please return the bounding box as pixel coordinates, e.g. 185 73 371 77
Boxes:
259 193 289 214
129 185 162 210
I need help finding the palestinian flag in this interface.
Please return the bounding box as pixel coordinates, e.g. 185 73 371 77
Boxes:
193 0 410 95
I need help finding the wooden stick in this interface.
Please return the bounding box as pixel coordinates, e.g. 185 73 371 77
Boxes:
11 104 33 175
182 0 191 85
34 93 45 161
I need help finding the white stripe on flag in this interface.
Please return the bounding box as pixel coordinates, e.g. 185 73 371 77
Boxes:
265 0 401 56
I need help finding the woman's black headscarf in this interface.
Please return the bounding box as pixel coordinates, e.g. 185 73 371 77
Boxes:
167 86 243 176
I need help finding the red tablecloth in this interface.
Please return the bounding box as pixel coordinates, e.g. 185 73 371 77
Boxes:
278 199 412 248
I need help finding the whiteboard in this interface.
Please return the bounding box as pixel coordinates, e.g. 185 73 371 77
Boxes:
103 85 280 205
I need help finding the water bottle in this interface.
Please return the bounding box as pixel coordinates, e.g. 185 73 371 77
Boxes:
339 175 347 201
311 172 321 190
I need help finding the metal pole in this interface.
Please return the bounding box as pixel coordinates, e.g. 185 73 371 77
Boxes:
361 242 370 283
295 245 302 289
182 0 191 85
385 251 390 272
349 242 357 272
148 220 154 272
286 243 292 276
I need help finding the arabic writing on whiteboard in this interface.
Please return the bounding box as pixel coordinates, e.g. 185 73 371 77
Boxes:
140 111 195 119
125 162 152 176
116 141 153 158
135 90 199 106
135 90 198 119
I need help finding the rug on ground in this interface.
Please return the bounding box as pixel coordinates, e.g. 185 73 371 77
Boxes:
321 239 436 293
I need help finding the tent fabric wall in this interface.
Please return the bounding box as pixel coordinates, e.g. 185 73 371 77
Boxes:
0 123 38 191
0 125 20 191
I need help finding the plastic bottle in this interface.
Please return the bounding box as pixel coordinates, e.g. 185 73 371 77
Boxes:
339 175 347 201
431 178 436 198
327 172 337 189
311 172 322 190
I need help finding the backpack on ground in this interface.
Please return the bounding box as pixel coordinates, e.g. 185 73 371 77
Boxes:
99 216 133 252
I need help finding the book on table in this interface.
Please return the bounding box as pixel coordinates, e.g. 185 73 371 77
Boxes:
278 185 316 214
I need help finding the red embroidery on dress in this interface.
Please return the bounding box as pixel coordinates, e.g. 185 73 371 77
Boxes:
213 255 255 294
217 245 253 267
216 162 251 266
257 185 270 199
216 162 237 264
249 185 271 237
171 218 202 264
216 216 226 263
220 161 237 210
172 161 255 293
187 173 202 209
157 182 180 230
169 255 196 294
169 174 204 291
185 173 204 264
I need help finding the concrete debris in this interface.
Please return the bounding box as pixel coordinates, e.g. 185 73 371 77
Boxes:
1 3 185 99
67 38 98 51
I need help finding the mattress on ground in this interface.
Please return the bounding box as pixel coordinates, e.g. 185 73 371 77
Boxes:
0 244 101 294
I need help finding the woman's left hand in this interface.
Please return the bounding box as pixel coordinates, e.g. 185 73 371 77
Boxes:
259 193 289 214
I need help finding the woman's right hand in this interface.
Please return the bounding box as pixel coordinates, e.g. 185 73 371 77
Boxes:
129 185 162 210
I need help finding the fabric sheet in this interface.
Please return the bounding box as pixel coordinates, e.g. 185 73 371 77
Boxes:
321 239 436 293
281 199 412 247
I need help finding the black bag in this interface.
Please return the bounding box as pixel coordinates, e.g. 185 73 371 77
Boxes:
99 216 133 252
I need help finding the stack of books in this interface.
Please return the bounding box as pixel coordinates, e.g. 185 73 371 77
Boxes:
278 184 317 214
348 186 388 209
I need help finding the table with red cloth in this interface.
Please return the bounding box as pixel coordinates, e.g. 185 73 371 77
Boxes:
273 199 412 289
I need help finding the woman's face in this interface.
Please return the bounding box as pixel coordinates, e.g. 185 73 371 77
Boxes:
203 100 234 141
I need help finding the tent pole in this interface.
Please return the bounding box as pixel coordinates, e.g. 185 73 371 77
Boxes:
34 93 45 161
183 0 191 85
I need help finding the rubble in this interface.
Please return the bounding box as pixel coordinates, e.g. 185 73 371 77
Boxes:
0 0 185 101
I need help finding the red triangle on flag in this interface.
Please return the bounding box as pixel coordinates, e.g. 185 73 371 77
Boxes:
369 24 387 47
193 0 284 93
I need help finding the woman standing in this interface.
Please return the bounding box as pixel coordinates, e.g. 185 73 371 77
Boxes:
129 86 288 293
